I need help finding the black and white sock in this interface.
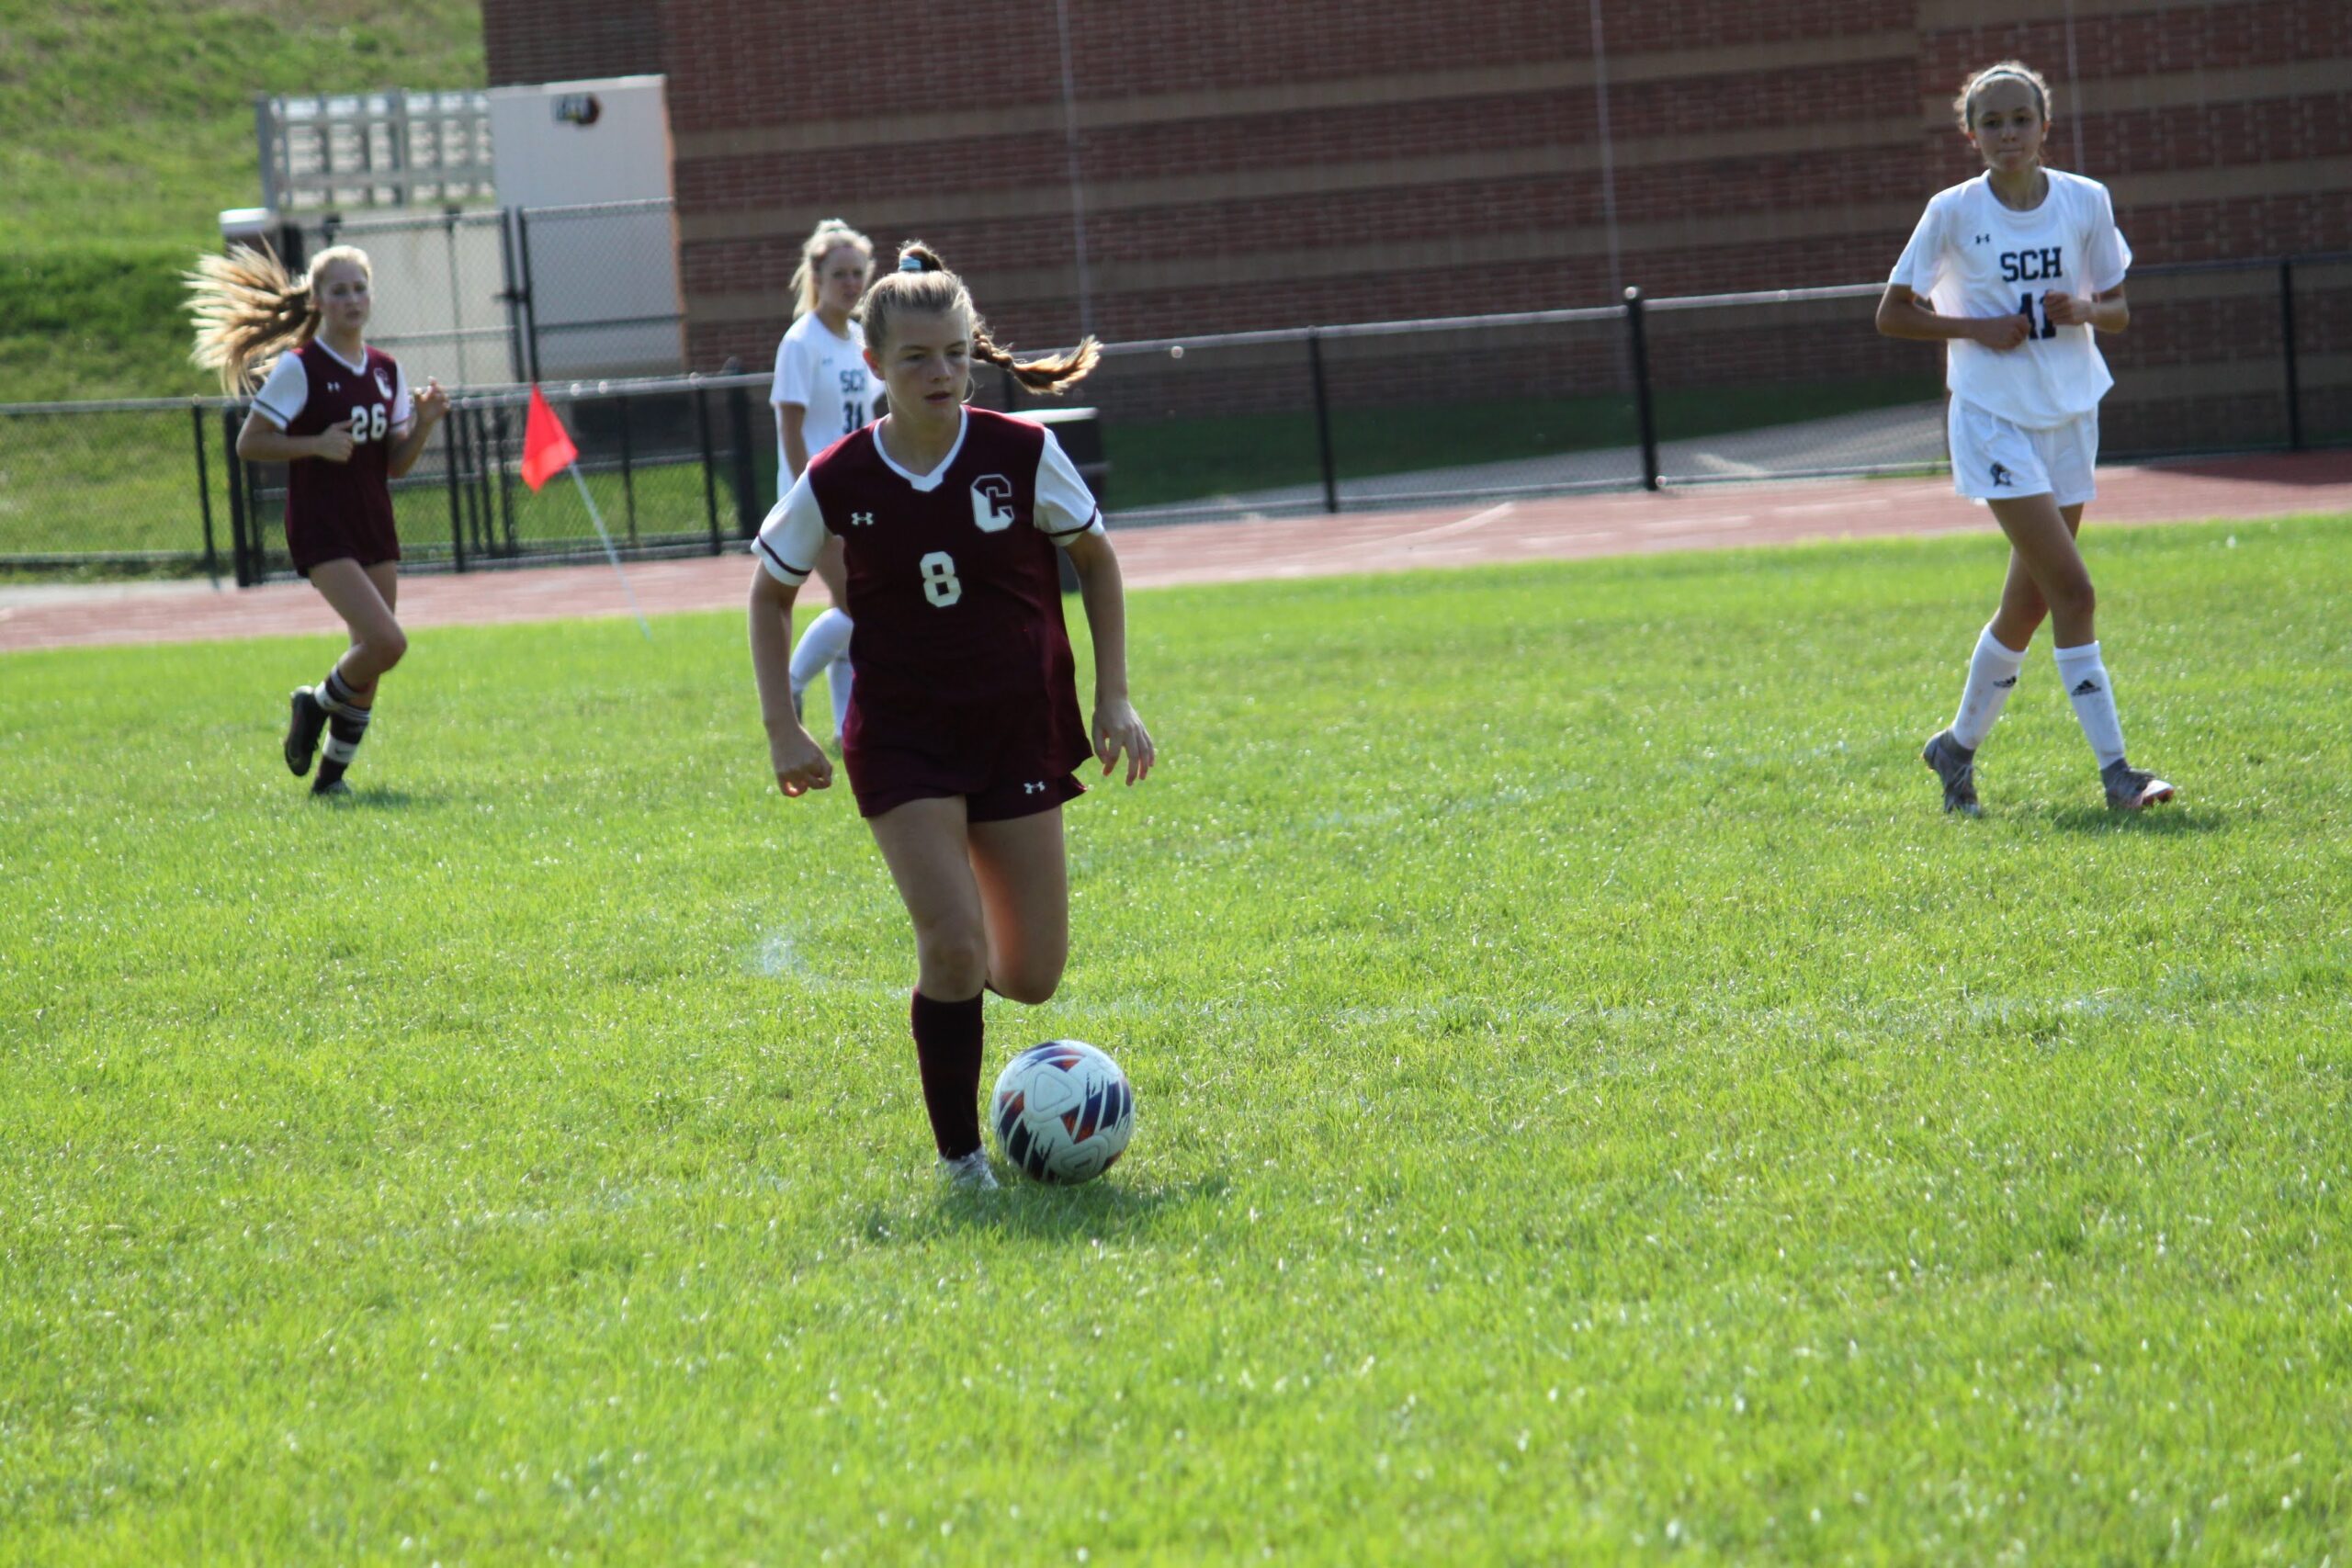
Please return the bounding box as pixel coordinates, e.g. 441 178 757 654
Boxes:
313 668 372 788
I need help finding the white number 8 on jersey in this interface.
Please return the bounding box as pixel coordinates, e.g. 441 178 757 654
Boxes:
920 550 962 607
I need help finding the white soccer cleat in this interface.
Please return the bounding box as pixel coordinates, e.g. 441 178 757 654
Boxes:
938 1150 1000 1190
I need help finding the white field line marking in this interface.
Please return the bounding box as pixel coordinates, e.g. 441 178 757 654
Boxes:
1387 501 1517 547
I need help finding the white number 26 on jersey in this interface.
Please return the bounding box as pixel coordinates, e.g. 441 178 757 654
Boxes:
920 550 963 607
348 405 389 444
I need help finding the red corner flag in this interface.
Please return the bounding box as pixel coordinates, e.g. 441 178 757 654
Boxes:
520 385 579 491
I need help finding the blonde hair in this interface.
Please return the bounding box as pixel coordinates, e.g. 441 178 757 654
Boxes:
862 242 1100 395
186 243 373 392
1954 60 2053 134
789 219 874 321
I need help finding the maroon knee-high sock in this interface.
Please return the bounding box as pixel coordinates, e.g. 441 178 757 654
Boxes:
910 989 985 1159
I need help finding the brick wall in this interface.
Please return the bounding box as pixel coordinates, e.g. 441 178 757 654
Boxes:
483 0 662 86
482 0 2352 415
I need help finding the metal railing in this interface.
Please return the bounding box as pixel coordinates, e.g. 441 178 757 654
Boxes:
3 252 2345 576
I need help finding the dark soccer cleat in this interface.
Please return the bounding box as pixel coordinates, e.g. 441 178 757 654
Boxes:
2102 761 2176 812
310 776 353 799
1922 729 1982 817
284 686 328 776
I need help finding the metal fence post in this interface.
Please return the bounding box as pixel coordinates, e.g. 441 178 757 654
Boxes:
220 406 253 587
190 402 219 585
1624 286 1660 491
617 392 639 546
498 208 530 385
2279 257 2304 452
1306 328 1339 514
514 206 543 386
728 381 762 537
444 404 469 572
492 403 517 552
695 383 722 554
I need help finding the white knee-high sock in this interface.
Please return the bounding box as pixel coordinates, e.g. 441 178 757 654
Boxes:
2054 640 2127 769
827 654 854 737
1950 623 2029 750
788 608 854 697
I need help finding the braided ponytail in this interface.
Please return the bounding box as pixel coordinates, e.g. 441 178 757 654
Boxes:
863 242 1101 396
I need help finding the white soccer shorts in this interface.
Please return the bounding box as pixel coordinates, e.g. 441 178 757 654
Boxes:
1948 397 2098 507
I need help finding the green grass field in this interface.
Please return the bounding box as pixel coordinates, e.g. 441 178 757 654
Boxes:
5 517 2349 1562
0 0 486 402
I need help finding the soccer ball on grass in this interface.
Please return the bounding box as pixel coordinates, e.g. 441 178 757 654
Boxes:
989 1040 1135 1184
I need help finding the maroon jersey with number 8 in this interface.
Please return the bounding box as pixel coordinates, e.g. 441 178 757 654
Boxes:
754 407 1106 818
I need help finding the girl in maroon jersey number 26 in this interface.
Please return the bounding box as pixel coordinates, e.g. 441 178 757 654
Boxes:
188 244 447 797
748 243 1155 1190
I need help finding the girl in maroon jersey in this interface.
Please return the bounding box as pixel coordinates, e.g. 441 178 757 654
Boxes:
188 244 447 796
748 243 1154 1190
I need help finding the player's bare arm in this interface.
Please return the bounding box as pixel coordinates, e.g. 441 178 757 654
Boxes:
237 411 356 464
1065 528 1155 785
748 567 833 796
1875 284 2032 350
775 400 809 479
386 379 449 479
2044 284 2128 332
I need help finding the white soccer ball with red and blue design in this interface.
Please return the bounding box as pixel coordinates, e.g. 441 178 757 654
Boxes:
989 1040 1135 1185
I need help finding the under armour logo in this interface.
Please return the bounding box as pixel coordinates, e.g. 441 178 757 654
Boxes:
1989 462 2014 488
1023 781 1046 795
1974 233 1992 245
328 382 341 391
849 512 874 526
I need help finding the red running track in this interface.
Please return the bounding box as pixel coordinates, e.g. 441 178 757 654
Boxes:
4 452 2347 654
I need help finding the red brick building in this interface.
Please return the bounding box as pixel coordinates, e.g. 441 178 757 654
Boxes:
482 1 2351 452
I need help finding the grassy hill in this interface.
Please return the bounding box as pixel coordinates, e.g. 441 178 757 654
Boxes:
0 0 484 400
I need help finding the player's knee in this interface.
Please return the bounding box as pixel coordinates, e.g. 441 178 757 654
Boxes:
368 625 409 671
918 930 989 997
2050 576 2095 622
993 968 1060 1007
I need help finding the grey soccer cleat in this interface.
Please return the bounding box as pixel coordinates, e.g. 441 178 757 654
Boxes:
285 686 328 776
938 1149 1000 1190
310 777 353 799
1921 729 1982 817
2102 761 2176 812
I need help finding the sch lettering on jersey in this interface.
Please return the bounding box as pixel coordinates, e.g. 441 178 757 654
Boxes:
971 475 1015 534
2000 246 2065 283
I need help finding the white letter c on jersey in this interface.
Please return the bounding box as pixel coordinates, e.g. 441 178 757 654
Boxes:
970 475 1015 533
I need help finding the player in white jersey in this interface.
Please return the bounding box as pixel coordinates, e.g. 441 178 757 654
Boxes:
772 220 880 742
1879 60 2175 815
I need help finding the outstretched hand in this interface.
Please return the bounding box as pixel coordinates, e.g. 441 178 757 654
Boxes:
1092 697 1155 785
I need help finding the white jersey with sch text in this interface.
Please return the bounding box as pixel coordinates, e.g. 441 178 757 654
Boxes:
1887 169 2132 429
771 314 876 491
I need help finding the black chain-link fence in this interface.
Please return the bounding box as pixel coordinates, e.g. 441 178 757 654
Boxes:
5 253 2345 575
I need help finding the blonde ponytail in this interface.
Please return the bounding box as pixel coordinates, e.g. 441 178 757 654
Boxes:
186 243 374 392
